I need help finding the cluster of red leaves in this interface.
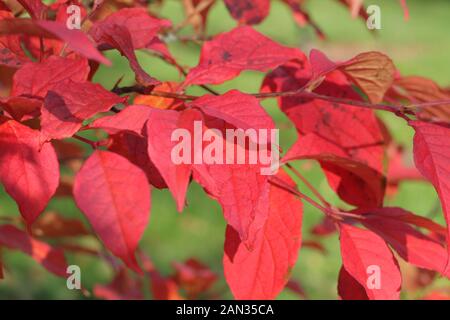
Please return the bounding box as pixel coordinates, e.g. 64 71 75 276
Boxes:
0 0 450 300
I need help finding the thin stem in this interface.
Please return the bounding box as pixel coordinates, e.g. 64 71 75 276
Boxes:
268 175 331 215
411 99 450 109
146 90 198 100
285 163 331 208
254 90 412 114
111 86 450 120
73 134 97 149
269 175 365 222
59 42 68 57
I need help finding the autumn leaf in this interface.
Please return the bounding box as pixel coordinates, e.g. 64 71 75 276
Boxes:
89 8 171 50
41 80 125 141
223 170 302 299
0 18 109 65
134 82 182 110
309 49 395 103
74 150 151 272
223 0 270 25
411 121 450 274
0 119 59 226
108 132 167 189
144 108 201 211
361 207 449 277
94 268 144 300
90 104 155 135
388 76 450 122
339 223 402 300
337 266 369 300
11 56 90 98
263 60 386 208
0 224 67 277
189 90 275 132
184 26 304 86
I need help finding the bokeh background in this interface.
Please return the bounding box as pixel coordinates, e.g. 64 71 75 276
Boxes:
0 0 449 299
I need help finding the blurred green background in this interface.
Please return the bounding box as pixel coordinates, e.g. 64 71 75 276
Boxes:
0 0 449 299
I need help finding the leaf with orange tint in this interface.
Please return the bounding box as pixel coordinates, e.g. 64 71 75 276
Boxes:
340 51 395 103
389 76 450 122
134 82 182 110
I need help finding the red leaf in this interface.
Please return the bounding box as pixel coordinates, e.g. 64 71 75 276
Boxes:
140 254 183 300
339 223 401 300
41 80 124 141
94 268 143 300
11 56 90 98
148 271 182 300
90 105 155 135
337 266 369 300
387 76 450 122
361 208 449 278
88 11 161 86
172 259 217 299
223 170 302 299
224 0 270 25
108 132 167 189
309 49 337 79
0 11 29 68
89 8 171 50
336 0 368 20
399 0 409 20
184 26 304 86
190 90 275 132
284 138 386 208
263 60 386 208
144 108 198 211
0 224 67 277
359 206 446 236
0 19 109 65
144 106 272 245
192 134 271 246
411 121 450 273
0 96 41 121
0 119 59 225
73 150 151 272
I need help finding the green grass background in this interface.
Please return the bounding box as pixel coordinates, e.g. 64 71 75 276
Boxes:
0 0 449 299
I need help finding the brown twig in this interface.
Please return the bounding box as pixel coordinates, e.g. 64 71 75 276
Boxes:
111 84 450 120
269 174 365 222
73 134 98 149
